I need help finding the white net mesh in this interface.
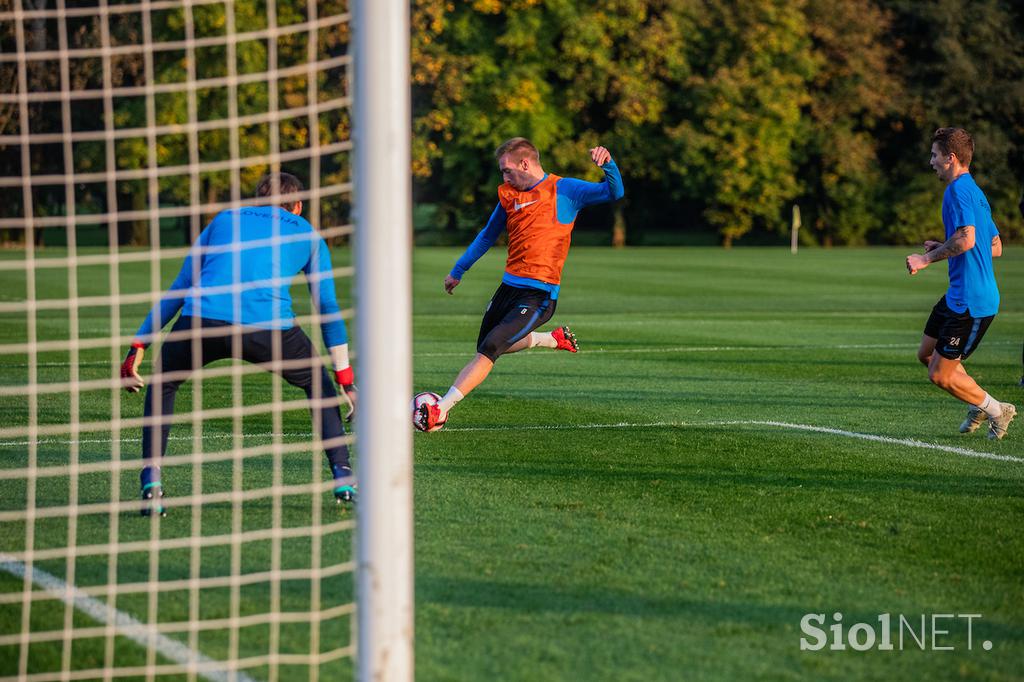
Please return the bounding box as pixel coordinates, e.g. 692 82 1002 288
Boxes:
0 1 357 679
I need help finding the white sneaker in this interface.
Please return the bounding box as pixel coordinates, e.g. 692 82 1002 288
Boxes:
959 406 986 434
987 403 1017 441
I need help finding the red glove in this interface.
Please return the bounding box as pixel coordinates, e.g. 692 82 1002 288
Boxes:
334 367 356 422
120 343 146 393
334 366 354 388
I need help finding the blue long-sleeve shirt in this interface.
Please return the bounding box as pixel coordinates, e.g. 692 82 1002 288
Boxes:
450 159 624 299
134 206 348 348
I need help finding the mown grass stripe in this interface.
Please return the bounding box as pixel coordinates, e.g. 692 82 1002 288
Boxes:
0 555 259 682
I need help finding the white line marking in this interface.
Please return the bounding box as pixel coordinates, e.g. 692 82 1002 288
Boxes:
439 419 1024 464
2 420 1021 465
719 420 1024 464
0 555 258 682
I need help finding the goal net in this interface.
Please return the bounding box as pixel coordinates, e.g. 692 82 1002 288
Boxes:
0 1 412 680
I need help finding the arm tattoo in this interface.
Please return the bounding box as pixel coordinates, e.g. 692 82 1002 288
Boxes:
927 227 973 263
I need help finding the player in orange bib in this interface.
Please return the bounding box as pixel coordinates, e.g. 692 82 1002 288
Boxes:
415 137 624 431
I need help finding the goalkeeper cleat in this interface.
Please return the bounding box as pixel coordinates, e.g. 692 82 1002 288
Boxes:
140 482 167 517
331 464 356 505
987 403 1017 441
552 325 579 353
334 483 357 505
959 405 986 434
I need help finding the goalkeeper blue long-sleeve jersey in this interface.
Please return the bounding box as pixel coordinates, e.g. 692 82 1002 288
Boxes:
133 206 348 348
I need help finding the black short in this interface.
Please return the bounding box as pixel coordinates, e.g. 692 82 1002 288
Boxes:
475 283 556 362
923 296 994 360
143 316 348 466
157 316 333 386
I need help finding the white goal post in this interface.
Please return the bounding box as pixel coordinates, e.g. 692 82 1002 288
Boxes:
352 0 414 680
0 0 413 679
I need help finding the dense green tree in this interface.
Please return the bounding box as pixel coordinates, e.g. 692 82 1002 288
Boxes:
412 0 818 246
798 0 898 246
673 0 815 246
549 0 696 245
0 0 349 247
879 0 1024 243
412 0 576 237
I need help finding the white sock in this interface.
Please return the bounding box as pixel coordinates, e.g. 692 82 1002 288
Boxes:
438 386 464 414
529 331 557 349
977 393 1003 418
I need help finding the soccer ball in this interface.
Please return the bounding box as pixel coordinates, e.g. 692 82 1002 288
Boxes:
411 391 447 432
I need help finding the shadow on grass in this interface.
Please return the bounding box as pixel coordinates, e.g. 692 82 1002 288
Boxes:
418 459 1024 498
416 574 1024 648
419 573 810 623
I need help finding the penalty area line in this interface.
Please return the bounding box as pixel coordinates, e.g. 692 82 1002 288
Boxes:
0 555 259 682
440 419 1024 465
711 419 1024 465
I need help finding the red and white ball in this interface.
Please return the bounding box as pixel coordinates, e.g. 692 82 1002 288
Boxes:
411 391 447 432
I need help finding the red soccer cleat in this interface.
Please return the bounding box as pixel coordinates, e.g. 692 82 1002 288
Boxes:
551 325 579 353
414 399 447 432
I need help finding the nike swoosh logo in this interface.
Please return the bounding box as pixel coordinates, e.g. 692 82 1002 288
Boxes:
514 200 538 211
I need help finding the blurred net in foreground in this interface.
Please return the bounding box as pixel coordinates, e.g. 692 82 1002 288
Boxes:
0 1 359 679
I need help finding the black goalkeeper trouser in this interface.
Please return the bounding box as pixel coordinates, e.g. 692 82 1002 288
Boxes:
142 316 349 482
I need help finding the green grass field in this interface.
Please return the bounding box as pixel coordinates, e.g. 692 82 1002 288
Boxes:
2 246 1024 681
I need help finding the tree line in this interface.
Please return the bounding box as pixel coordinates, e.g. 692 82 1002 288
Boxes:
411 0 1024 246
0 0 349 247
1 1 1022 248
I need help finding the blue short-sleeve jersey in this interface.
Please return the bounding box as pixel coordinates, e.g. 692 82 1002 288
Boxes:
943 173 1000 317
134 206 348 348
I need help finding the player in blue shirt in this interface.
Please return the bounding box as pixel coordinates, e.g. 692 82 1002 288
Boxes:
906 127 1014 439
120 173 358 514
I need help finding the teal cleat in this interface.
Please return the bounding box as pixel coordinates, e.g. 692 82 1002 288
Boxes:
140 481 167 517
334 483 357 506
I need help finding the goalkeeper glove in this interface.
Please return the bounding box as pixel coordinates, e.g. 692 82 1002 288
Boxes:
335 366 357 423
120 343 146 393
330 344 356 422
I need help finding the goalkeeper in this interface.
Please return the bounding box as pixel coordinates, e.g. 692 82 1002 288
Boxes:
120 172 357 515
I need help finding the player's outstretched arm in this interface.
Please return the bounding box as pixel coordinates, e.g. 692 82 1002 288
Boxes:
448 204 507 289
121 250 198 393
129 222 211 355
587 146 624 199
302 236 357 421
558 148 624 212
